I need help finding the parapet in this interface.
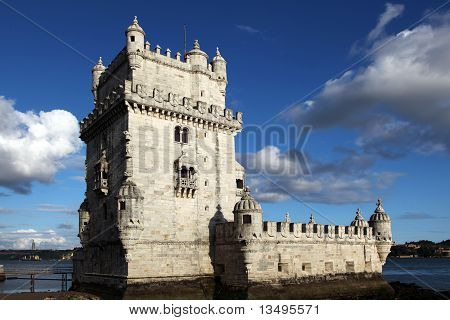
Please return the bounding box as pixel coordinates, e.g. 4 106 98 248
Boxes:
215 220 374 244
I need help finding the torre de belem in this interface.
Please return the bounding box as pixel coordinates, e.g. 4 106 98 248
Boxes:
73 17 393 297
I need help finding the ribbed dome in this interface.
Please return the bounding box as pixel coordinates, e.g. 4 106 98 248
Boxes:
117 180 144 199
186 40 208 58
127 16 145 35
369 198 391 222
212 47 226 62
351 208 369 227
233 187 262 213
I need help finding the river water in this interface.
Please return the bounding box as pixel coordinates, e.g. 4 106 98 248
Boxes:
0 260 72 294
1 258 449 293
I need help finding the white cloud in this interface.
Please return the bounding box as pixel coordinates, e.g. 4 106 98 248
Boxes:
240 146 400 204
0 96 82 194
15 229 37 234
368 3 404 42
0 229 67 249
288 12 450 157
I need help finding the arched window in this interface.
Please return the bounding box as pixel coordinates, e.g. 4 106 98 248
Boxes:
174 126 181 142
189 167 195 179
180 166 188 178
182 128 189 143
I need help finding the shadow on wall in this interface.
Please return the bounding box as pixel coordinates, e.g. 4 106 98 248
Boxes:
208 205 227 269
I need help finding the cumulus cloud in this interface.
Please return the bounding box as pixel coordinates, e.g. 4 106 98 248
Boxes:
0 96 82 194
368 3 404 42
239 146 401 204
0 229 67 249
288 12 450 157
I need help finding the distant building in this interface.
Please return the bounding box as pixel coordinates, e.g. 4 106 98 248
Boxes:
73 17 393 295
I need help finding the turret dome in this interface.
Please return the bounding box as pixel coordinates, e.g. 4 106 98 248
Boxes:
186 40 208 58
369 198 391 222
92 57 105 72
127 16 145 36
233 187 262 213
117 180 144 200
212 47 226 62
351 208 369 227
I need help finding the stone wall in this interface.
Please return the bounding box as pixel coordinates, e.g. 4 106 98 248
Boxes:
215 221 382 287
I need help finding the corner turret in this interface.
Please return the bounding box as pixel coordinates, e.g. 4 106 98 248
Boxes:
185 40 208 69
212 47 227 81
92 57 105 102
233 187 263 239
369 198 393 264
126 16 145 53
78 198 90 245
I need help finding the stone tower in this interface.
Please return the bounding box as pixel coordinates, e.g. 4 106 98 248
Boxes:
73 17 244 291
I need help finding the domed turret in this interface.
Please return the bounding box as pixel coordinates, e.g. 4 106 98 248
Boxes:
369 198 393 264
92 57 105 102
233 187 263 239
185 40 208 69
351 208 368 228
126 16 145 53
78 198 90 245
116 179 144 232
212 47 227 81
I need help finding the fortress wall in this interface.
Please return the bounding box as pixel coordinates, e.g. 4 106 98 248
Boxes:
126 242 214 278
215 221 382 286
215 239 382 286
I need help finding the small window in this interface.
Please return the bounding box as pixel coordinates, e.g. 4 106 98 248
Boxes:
130 36 135 42
204 156 208 163
243 215 252 224
205 180 208 186
180 166 188 178
182 128 189 143
174 126 181 142
302 263 311 274
200 90 204 97
204 132 207 138
236 179 244 189
205 205 209 211
119 201 126 210
83 222 87 226
346 261 355 273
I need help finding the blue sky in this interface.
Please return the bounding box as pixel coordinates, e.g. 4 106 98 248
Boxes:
0 0 449 248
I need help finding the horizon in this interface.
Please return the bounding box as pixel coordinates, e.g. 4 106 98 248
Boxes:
1 0 450 249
